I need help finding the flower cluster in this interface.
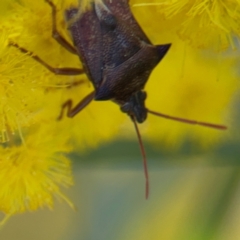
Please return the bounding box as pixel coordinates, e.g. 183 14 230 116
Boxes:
132 0 240 50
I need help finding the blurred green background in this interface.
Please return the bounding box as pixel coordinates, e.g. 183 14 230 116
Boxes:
0 123 240 240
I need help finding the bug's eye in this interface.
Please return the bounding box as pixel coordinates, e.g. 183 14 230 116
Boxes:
120 102 131 114
138 91 147 101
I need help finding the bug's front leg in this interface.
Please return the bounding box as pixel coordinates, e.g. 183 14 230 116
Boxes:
45 0 77 55
10 43 84 75
57 91 95 120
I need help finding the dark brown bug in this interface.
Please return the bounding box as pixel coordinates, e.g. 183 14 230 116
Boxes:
11 0 227 198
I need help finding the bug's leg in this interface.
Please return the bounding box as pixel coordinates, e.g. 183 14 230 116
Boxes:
45 0 77 55
65 79 86 89
58 91 95 119
10 43 84 75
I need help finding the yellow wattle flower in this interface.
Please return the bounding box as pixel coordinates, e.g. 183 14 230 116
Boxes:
132 0 240 50
0 33 47 142
0 125 73 224
0 0 77 223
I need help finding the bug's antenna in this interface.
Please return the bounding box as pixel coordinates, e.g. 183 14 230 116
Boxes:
147 109 227 130
131 116 149 199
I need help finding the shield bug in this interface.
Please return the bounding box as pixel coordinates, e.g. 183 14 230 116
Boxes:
11 0 227 198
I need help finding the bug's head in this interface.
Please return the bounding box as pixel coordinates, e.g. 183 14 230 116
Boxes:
120 91 147 123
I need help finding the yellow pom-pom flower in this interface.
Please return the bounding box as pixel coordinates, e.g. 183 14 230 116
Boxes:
0 125 73 224
0 33 46 142
132 0 240 50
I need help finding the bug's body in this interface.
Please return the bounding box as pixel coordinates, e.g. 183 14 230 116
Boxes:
65 0 171 123
11 0 226 199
